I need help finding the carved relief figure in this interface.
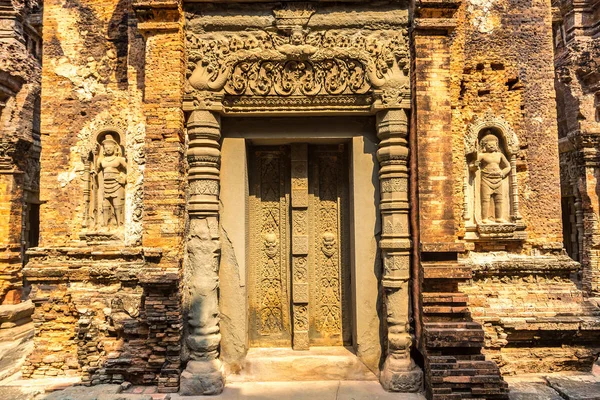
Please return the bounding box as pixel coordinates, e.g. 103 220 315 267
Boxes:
93 133 127 229
464 114 524 240
321 232 336 258
470 132 511 223
263 232 279 259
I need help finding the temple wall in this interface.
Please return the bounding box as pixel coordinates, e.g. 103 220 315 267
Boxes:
22 0 185 392
0 0 41 381
555 0 600 296
414 2 599 397
414 0 600 382
37 0 146 246
451 0 563 246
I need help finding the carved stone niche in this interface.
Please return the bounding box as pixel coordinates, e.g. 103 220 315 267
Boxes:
464 113 526 241
81 128 128 242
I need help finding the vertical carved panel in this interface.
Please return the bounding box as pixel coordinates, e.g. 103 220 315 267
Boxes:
182 110 225 394
249 148 291 347
309 145 350 346
291 144 309 350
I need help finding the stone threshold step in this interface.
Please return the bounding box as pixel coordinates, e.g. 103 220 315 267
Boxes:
227 346 377 383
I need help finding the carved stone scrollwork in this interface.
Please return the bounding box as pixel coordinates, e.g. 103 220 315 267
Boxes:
185 19 410 112
376 109 423 392
464 112 526 241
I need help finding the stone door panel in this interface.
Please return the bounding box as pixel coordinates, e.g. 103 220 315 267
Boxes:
249 147 292 348
248 144 350 349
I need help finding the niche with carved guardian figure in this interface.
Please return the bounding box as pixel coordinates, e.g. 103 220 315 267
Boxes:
82 129 127 240
464 113 525 240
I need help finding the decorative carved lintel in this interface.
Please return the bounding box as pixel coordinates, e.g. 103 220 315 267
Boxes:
185 24 410 114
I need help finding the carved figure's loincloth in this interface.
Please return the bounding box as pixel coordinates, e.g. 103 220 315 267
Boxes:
481 169 503 195
103 171 122 198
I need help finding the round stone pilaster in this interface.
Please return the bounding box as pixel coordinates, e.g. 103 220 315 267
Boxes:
180 110 224 396
376 109 423 392
187 110 221 217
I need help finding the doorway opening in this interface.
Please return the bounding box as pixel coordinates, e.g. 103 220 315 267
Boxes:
248 144 352 349
218 116 381 381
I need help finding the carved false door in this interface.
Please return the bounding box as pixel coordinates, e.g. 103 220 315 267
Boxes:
249 144 350 349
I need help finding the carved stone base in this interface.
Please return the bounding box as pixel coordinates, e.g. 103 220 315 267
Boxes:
477 222 517 239
80 231 123 244
379 357 423 392
179 359 225 396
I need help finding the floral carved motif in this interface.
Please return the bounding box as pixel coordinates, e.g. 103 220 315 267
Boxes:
185 28 410 109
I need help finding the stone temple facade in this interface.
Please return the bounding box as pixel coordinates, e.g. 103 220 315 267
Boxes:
0 0 41 381
0 0 599 399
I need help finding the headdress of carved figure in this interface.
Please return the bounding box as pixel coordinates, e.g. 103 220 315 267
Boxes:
263 232 278 259
321 232 336 258
480 132 499 148
102 134 118 145
98 132 123 157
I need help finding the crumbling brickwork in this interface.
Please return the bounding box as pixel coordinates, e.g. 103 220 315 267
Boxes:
555 0 600 296
0 0 41 381
21 0 185 392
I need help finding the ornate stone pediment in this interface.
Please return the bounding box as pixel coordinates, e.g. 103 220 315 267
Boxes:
465 111 520 156
184 6 410 113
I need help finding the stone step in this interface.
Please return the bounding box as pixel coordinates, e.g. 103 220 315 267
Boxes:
227 347 377 382
428 355 487 363
424 323 485 348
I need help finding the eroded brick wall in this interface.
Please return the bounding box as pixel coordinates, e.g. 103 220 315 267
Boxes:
23 0 186 391
415 0 600 389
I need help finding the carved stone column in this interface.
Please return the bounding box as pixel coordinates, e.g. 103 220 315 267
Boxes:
180 110 225 395
0 141 25 305
376 109 423 392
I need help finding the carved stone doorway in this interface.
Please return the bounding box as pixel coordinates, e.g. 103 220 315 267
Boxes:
218 117 384 382
248 144 352 350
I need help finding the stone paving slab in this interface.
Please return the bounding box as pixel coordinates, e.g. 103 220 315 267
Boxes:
0 380 425 400
546 375 600 400
39 384 122 400
0 386 45 400
0 375 81 400
170 381 425 400
508 382 563 400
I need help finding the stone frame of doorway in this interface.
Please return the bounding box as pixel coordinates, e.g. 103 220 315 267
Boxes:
180 108 423 395
129 0 423 395
217 116 381 376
